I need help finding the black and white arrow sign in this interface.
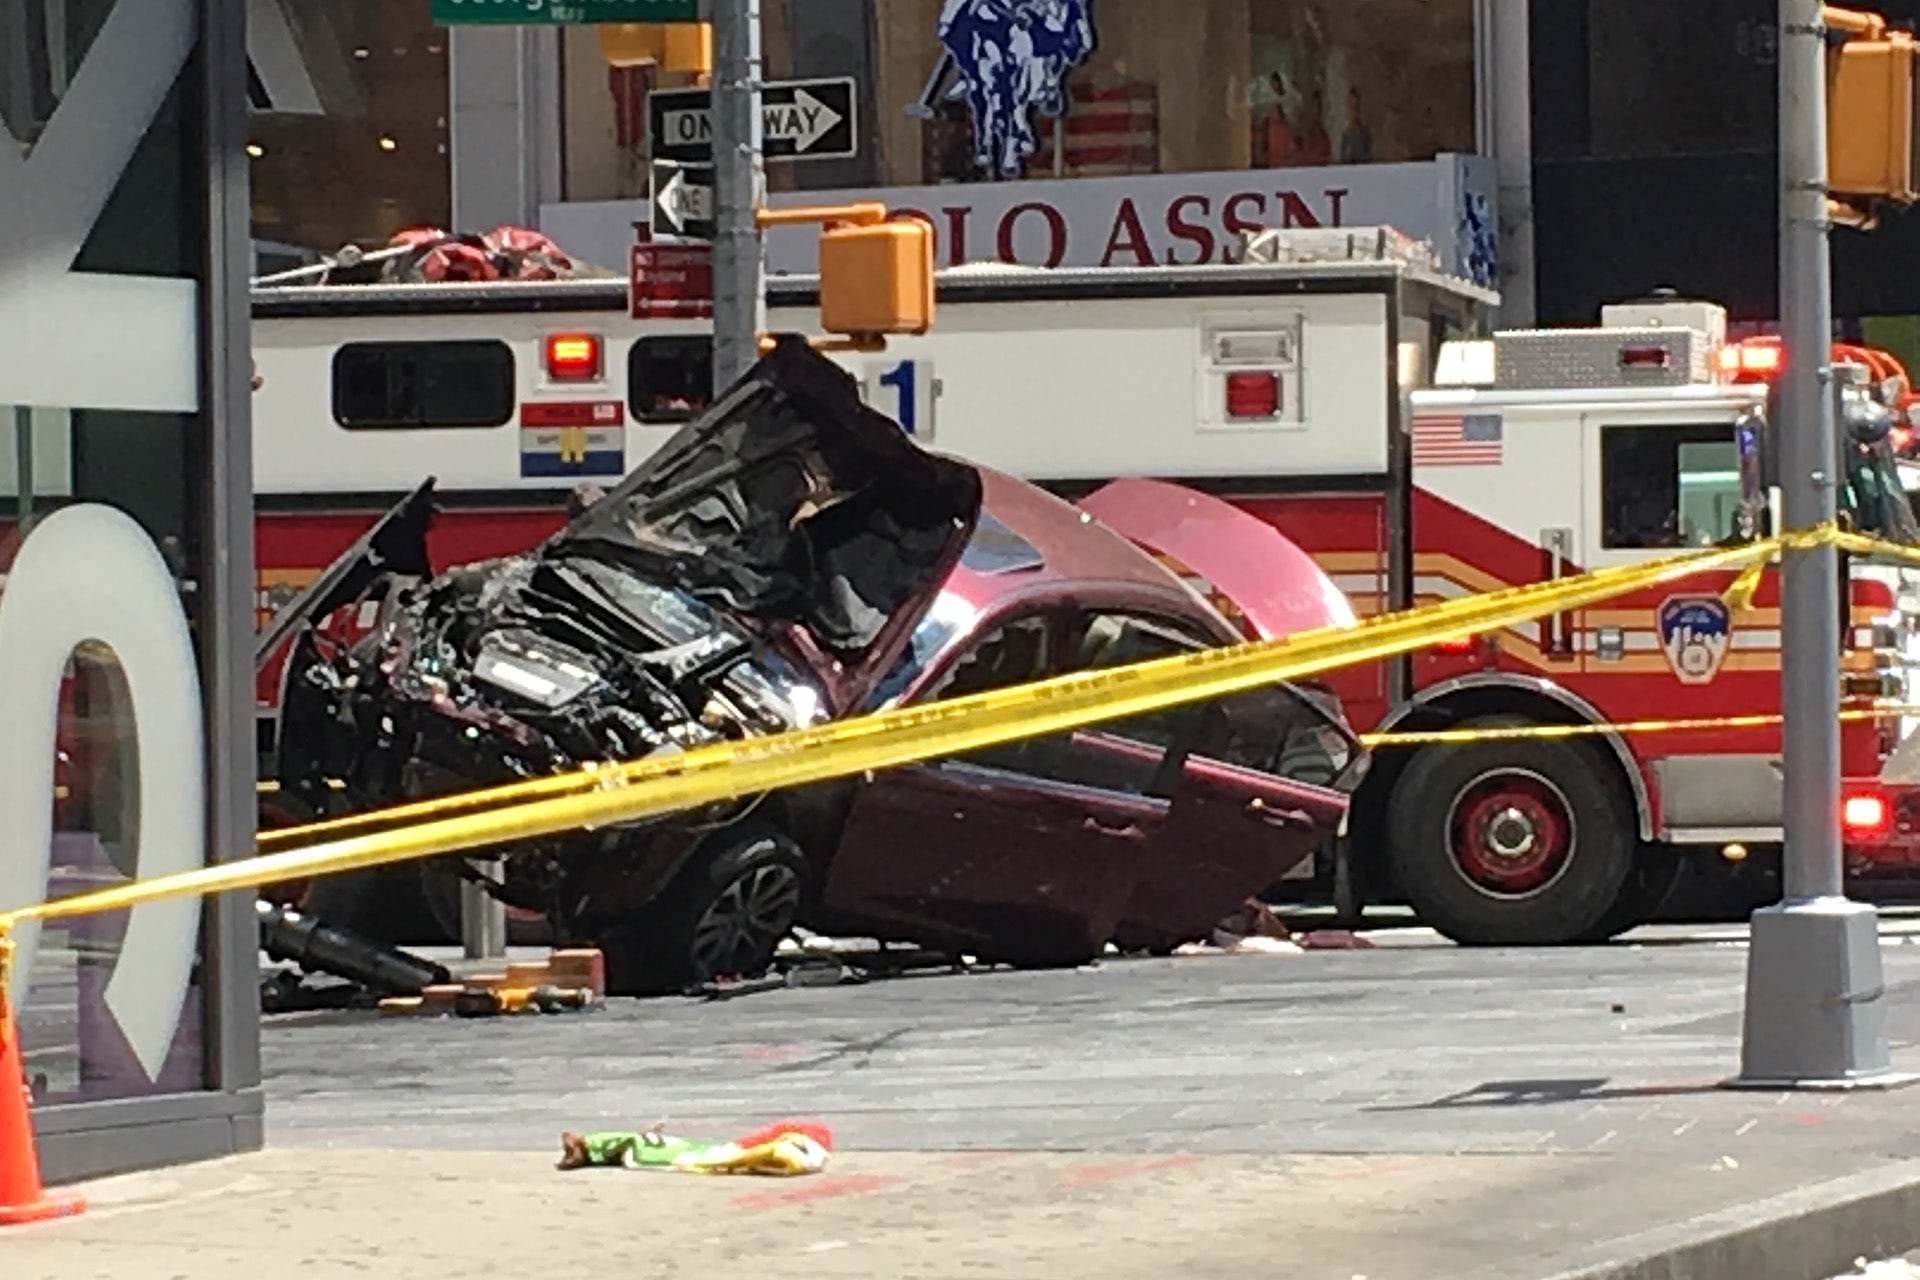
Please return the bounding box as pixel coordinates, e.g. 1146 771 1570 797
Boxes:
649 77 858 163
649 160 715 241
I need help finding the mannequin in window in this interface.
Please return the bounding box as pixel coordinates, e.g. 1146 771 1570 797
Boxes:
1296 90 1333 167
1257 73 1297 167
1339 86 1373 163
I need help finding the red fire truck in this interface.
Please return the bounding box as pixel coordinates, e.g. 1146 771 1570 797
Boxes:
249 225 1920 945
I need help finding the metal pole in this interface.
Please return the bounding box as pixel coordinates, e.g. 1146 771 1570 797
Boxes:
13 406 34 536
1487 0 1537 326
1734 0 1908 1089
460 859 507 962
710 0 766 394
1778 1 1843 904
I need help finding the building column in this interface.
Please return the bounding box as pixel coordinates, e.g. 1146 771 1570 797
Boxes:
449 24 564 232
1480 0 1537 326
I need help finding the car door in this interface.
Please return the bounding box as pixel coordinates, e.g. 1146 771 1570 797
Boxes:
822 608 1177 964
1065 610 1359 950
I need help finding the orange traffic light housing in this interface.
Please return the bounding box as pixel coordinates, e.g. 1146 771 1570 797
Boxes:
1824 6 1920 206
597 22 712 76
818 218 936 337
757 204 936 347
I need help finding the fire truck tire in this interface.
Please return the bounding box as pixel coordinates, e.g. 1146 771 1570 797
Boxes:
1575 847 1687 942
1387 730 1635 945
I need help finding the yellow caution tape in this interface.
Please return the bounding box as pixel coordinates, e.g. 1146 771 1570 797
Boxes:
1721 557 1768 613
0 534 1778 936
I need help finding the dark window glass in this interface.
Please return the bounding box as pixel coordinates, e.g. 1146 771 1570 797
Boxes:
331 341 514 430
628 336 713 424
1600 423 1753 548
1536 0 1775 162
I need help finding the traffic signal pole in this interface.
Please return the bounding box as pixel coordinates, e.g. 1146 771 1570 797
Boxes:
1735 0 1906 1088
710 0 766 392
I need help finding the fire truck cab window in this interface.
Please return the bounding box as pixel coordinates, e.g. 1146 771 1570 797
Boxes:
629 337 714 424
1601 423 1753 549
331 341 515 430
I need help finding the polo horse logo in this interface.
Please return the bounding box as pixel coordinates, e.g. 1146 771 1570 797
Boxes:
909 0 1097 179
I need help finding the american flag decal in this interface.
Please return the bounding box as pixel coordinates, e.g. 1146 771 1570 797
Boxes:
1412 412 1504 467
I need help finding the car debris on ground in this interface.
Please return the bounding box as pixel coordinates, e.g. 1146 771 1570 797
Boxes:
376 947 605 1018
556 1120 833 1176
1172 899 1379 956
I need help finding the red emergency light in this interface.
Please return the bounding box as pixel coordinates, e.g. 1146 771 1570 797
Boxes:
1843 791 1891 838
1224 371 1281 420
1717 339 1785 381
1432 635 1477 655
544 332 602 381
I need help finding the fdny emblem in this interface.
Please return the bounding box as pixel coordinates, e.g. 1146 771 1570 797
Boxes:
1657 596 1732 685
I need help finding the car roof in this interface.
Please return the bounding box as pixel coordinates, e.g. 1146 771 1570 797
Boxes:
939 466 1222 622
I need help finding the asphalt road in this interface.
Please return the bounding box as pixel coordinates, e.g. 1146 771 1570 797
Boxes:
261 917 1920 1159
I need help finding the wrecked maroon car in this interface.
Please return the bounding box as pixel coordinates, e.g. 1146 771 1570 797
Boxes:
266 338 1367 993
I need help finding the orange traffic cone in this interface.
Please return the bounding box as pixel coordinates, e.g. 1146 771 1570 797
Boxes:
0 987 85 1225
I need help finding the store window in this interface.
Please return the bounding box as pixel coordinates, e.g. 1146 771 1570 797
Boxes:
247 0 452 255
884 0 1475 187
1 3 214 1109
1536 0 1774 163
558 0 1476 204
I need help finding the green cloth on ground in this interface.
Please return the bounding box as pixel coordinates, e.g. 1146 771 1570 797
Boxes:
581 1130 709 1169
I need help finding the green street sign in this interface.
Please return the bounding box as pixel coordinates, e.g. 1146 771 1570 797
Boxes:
431 0 704 26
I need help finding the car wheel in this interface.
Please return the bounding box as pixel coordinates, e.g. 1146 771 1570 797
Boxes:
603 827 809 996
1574 845 1687 943
1387 725 1634 945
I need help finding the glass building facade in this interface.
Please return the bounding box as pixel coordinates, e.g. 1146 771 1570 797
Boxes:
559 0 1476 203
236 1 1485 276
0 0 260 1181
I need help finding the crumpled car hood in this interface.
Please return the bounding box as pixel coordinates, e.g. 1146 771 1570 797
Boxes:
552 335 983 660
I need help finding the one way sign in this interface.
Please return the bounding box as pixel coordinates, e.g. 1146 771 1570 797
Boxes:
649 160 714 240
649 76 858 164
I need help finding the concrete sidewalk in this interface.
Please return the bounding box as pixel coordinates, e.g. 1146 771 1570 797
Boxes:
11 1145 1920 1280
26 939 1920 1279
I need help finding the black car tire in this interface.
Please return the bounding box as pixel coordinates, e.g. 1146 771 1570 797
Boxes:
1387 726 1635 945
603 826 810 996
